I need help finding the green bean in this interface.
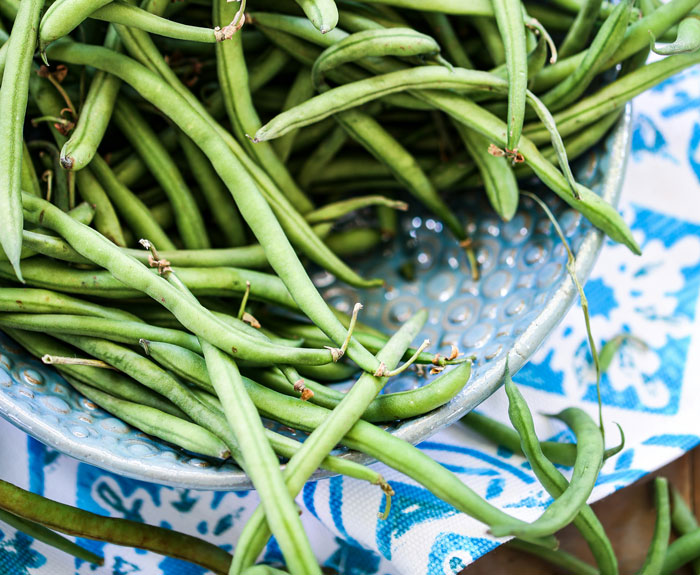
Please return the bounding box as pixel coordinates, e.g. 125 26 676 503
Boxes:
559 0 604 58
0 479 232 575
242 566 289 575
201 341 319 575
20 142 42 198
110 27 382 289
457 124 518 221
498 371 618 574
177 135 246 247
663 528 700 574
0 287 141 320
0 313 202 352
294 0 338 33
149 201 173 230
292 361 359 381
527 51 700 145
531 0 700 92
653 14 700 54
425 12 473 68
20 195 338 366
89 154 175 250
492 384 604 538
215 1 315 215
523 4 577 32
60 26 121 172
305 195 407 224
38 0 112 54
508 539 598 575
540 0 633 113
46 42 382 371
273 70 315 162
230 310 427 571
256 360 471 422
66 377 230 459
326 227 384 256
491 0 527 151
90 0 222 43
113 100 209 249
670 487 700 575
0 508 103 565
5 328 184 416
297 125 348 189
0 0 44 281
0 0 17 20
637 477 670 574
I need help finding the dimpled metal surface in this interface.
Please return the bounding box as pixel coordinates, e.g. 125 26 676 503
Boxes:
0 106 631 490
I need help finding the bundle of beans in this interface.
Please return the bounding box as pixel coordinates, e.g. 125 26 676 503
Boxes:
1 0 699 572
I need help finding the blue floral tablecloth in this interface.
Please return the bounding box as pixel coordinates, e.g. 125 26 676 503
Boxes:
1 65 700 575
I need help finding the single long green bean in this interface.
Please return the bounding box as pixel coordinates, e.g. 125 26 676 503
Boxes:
0 508 103 565
0 313 201 352
66 377 230 459
60 25 122 171
112 100 209 249
45 41 381 371
637 477 670 574
90 0 222 43
0 479 232 575
0 0 45 280
500 371 618 574
491 0 527 151
38 0 112 53
304 195 407 224
20 142 42 198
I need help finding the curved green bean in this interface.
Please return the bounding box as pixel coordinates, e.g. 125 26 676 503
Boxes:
112 99 209 249
637 477 670 574
294 0 338 33
0 479 232 575
498 371 618 574
305 195 407 224
670 487 700 575
0 507 103 565
0 0 44 281
39 0 112 53
67 377 230 459
663 529 700 574
60 25 122 172
653 14 700 54
90 0 221 43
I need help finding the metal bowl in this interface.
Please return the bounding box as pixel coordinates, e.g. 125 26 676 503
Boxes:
0 105 632 490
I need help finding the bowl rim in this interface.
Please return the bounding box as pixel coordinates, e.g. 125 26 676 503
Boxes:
0 104 632 490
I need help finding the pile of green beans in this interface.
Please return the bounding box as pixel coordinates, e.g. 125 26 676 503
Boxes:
1 0 699 571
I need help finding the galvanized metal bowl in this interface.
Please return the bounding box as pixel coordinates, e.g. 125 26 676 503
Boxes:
0 105 632 490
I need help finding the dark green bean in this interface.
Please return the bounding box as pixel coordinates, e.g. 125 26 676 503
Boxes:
60 25 122 171
297 125 348 189
670 487 700 575
29 140 70 211
637 477 670 574
249 47 292 93
498 371 618 574
178 134 247 247
473 16 505 65
112 100 209 249
0 479 232 575
20 141 42 198
0 0 44 280
0 507 103 565
67 377 230 459
425 12 473 68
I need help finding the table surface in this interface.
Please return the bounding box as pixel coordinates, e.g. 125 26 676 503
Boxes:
463 447 700 574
